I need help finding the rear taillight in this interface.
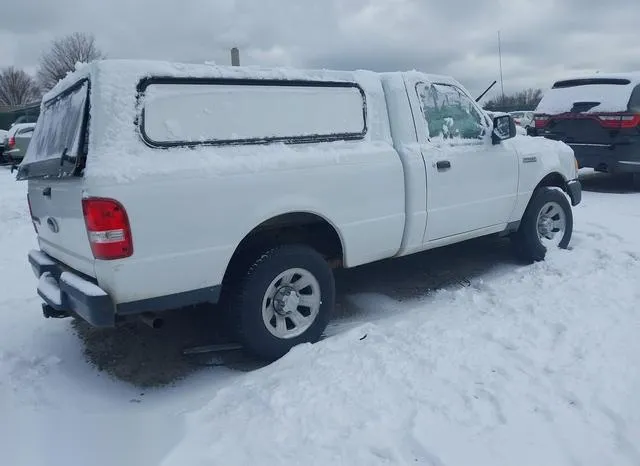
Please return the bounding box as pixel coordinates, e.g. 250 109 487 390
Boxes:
82 198 133 260
8 137 15 148
534 114 550 128
596 113 640 129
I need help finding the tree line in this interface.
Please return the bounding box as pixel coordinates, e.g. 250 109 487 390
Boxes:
483 88 543 112
0 32 104 107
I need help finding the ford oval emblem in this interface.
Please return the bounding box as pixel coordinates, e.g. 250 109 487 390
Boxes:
46 217 60 233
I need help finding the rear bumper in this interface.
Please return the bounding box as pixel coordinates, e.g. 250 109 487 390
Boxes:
29 249 115 327
566 143 640 174
29 249 222 327
567 179 582 206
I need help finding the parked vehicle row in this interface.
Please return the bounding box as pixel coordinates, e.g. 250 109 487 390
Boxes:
19 60 581 361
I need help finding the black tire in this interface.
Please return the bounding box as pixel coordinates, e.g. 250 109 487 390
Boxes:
512 187 573 263
230 244 335 361
632 173 640 191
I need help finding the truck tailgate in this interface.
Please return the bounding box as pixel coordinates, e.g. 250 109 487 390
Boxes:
28 178 95 278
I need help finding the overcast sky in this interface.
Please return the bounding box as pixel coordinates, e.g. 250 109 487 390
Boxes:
2 0 640 99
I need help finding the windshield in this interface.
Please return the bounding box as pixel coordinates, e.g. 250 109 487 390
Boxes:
19 80 88 178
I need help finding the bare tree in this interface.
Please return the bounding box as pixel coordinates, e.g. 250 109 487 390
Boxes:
37 32 105 92
0 67 40 107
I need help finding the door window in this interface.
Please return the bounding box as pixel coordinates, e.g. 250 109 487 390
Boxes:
417 83 487 143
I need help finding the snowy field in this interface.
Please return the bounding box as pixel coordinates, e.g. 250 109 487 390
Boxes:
1 167 639 466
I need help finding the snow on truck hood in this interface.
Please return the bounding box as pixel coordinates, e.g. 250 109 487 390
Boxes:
535 72 640 115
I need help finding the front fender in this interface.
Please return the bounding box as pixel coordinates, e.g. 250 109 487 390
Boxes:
508 137 581 222
512 136 578 185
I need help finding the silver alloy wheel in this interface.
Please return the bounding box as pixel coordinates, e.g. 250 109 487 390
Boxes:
261 267 322 339
536 201 567 247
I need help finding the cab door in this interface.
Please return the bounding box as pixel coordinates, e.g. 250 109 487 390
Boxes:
406 78 519 242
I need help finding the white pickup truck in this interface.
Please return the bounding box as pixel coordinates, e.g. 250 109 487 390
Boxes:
19 60 581 361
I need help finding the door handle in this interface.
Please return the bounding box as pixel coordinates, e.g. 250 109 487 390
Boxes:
436 160 451 171
42 187 51 197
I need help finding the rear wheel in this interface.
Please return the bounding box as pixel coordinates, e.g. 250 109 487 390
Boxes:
230 244 334 361
512 187 573 263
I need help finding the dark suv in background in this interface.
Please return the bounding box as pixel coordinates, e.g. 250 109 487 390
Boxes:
530 74 640 189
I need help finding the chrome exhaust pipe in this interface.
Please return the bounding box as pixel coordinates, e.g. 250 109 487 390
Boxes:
140 312 164 329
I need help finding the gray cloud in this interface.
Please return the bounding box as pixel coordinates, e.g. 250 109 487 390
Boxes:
2 0 640 99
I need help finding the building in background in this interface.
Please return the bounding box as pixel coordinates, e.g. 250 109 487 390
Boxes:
0 101 41 130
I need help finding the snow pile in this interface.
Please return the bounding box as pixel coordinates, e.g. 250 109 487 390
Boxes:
0 172 187 466
162 197 640 466
1 168 640 466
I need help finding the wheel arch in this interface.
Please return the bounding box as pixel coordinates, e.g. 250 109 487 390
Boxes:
527 171 571 209
220 211 345 298
512 181 574 262
536 171 568 192
510 171 572 233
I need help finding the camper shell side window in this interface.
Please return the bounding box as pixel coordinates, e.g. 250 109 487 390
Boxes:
136 77 368 148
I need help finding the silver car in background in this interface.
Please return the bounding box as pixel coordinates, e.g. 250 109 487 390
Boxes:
3 123 36 164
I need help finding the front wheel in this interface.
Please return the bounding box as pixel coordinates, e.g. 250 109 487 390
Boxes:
512 187 573 263
230 244 335 361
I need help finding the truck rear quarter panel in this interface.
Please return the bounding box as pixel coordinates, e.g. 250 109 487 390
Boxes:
83 63 406 305
89 142 405 304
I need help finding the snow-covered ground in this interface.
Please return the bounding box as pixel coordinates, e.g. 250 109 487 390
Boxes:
1 167 639 466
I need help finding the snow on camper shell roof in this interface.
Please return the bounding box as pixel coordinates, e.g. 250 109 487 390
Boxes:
47 59 400 182
536 71 640 115
43 60 473 183
44 59 382 100
46 60 466 104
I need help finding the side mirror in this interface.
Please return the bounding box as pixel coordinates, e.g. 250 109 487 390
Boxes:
492 114 517 144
